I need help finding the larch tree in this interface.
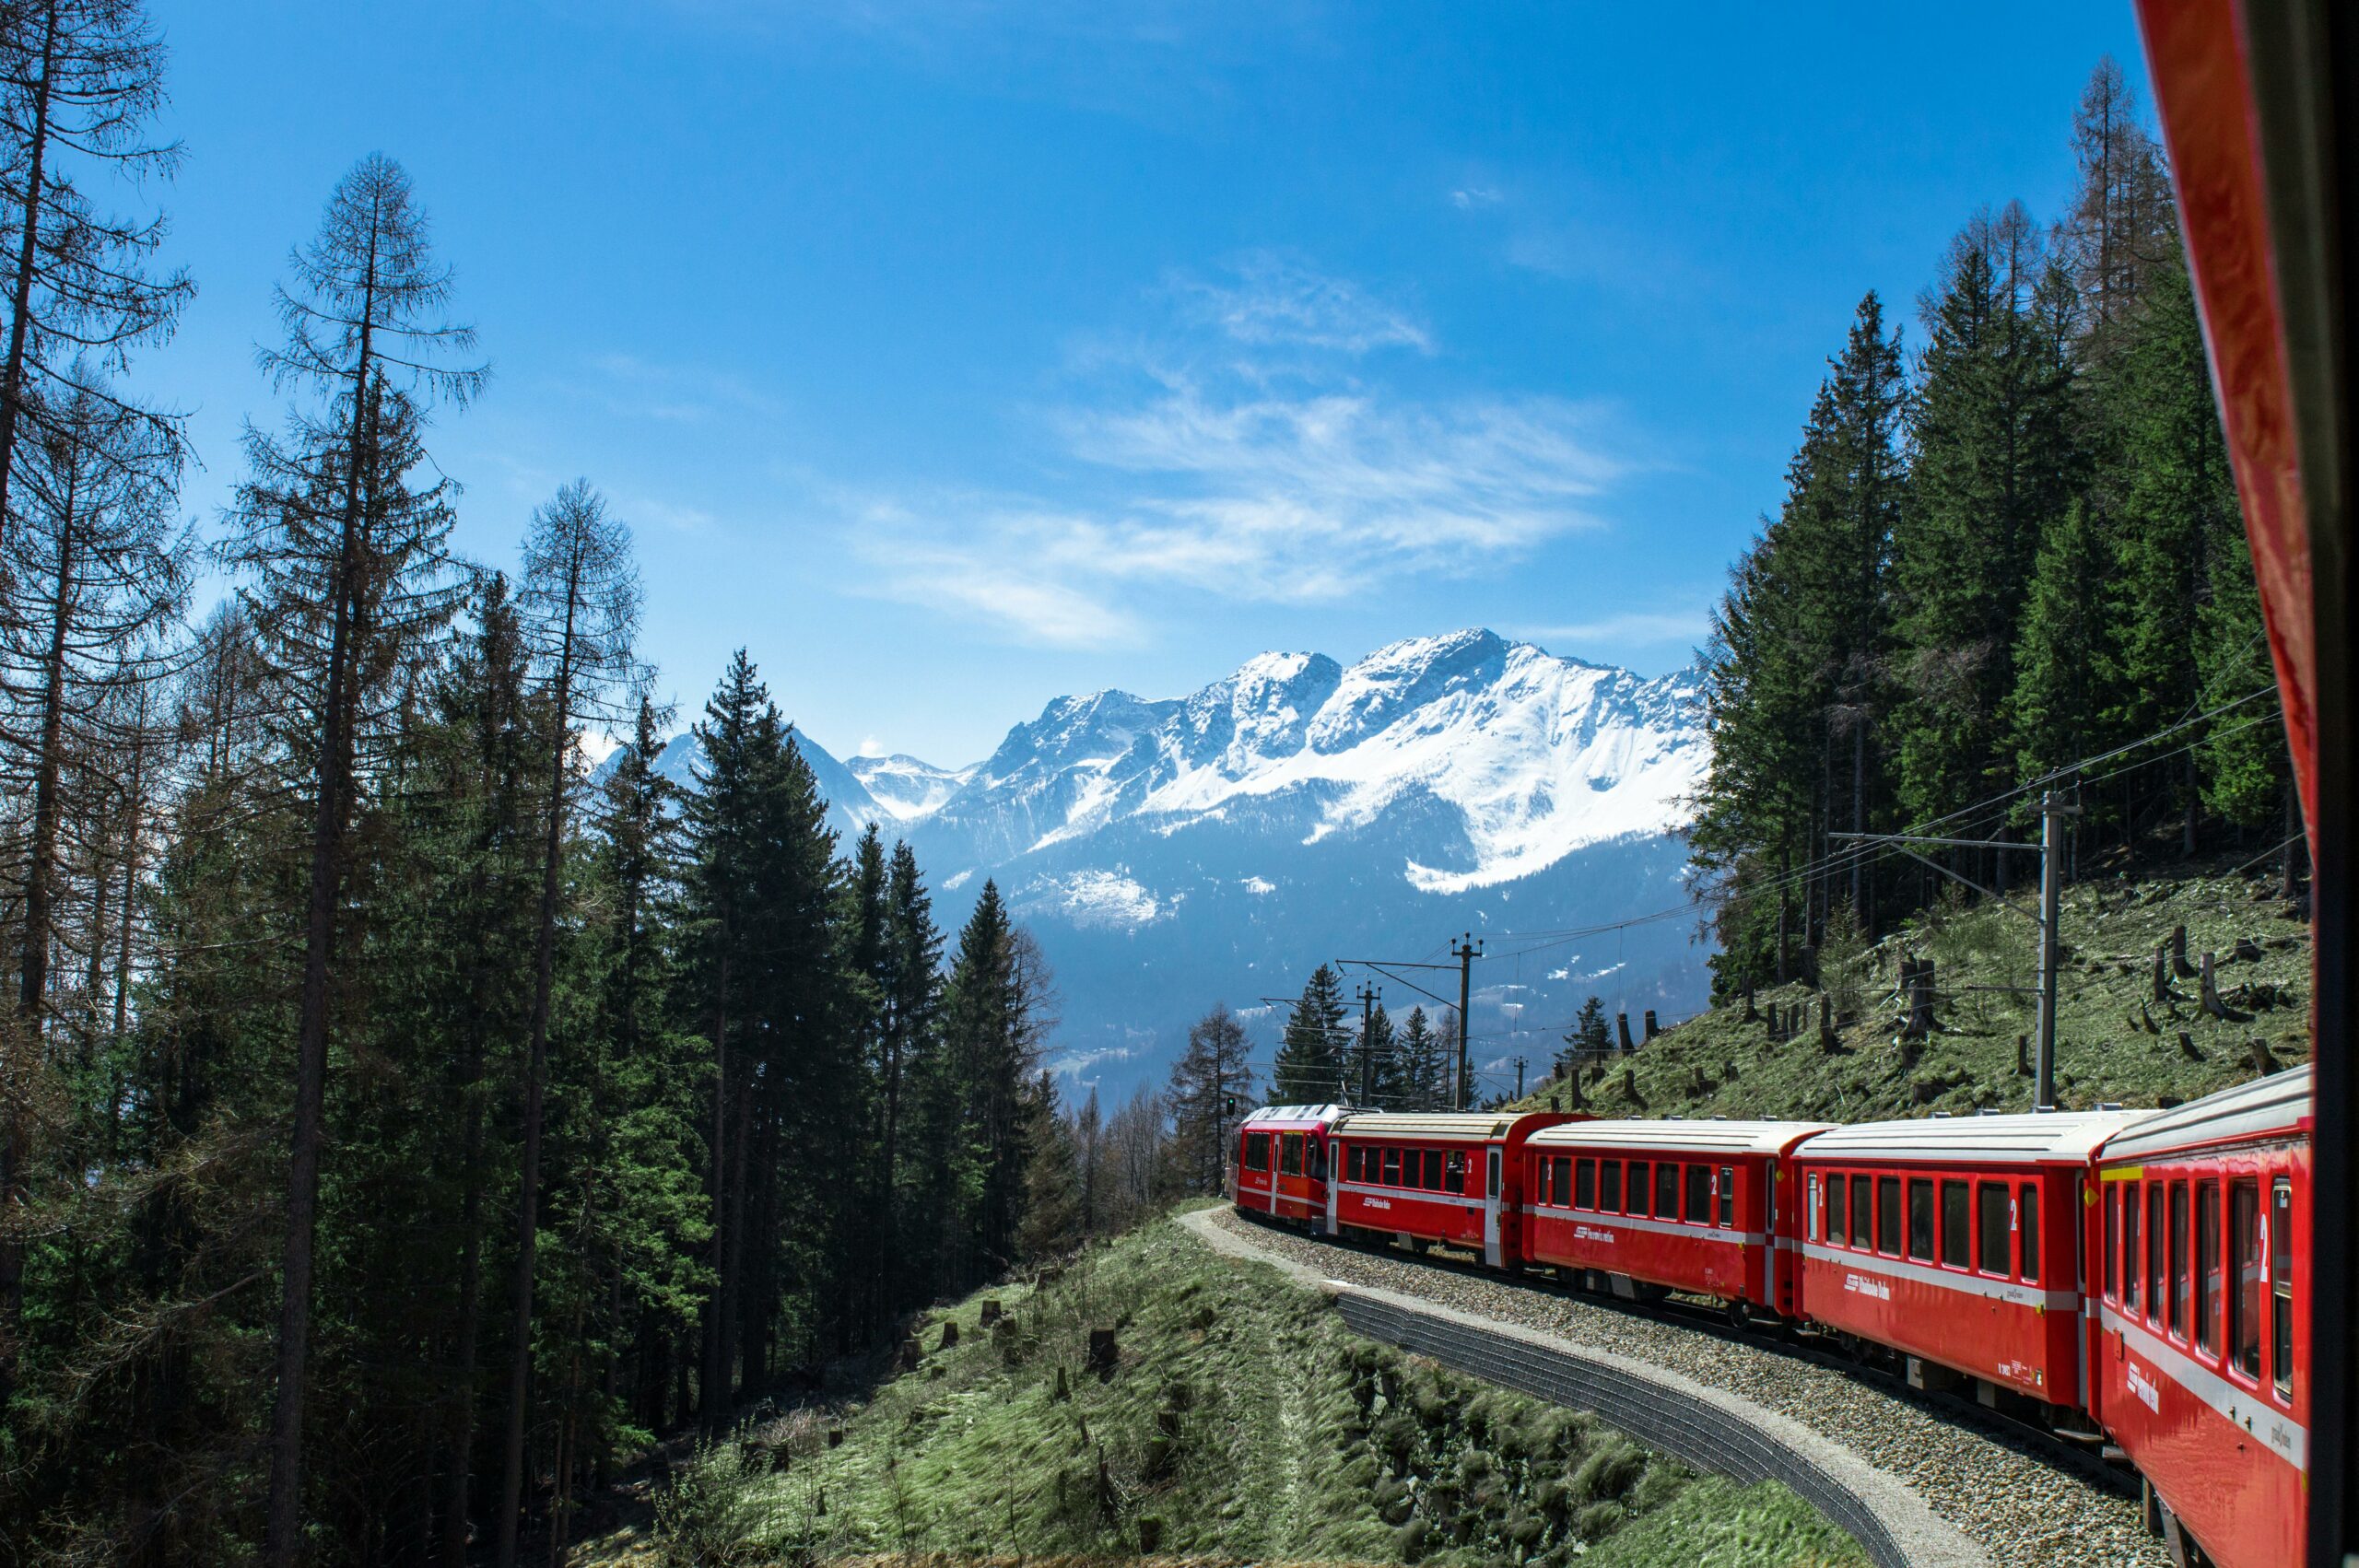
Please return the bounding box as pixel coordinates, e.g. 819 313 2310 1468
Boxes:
222 151 484 1566
495 478 640 1568
1164 1002 1250 1194
0 0 191 563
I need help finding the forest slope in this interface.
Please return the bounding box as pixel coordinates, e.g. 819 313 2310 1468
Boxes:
1522 858 2311 1124
617 1211 1865 1568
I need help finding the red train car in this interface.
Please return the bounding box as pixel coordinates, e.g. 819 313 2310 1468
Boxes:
1792 1109 2149 1409
1520 1118 1833 1318
2090 1067 2311 1568
1329 1111 1577 1266
1232 1104 1350 1230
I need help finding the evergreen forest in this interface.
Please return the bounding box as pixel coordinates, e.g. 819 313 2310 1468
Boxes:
1689 61 2299 998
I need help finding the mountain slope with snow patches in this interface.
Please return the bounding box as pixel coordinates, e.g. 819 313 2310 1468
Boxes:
618 630 1711 1093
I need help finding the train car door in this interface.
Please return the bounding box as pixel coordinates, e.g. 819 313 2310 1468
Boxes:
1484 1148 1504 1266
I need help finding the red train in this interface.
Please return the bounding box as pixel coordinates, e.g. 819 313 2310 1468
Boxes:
1234 1065 2314 1568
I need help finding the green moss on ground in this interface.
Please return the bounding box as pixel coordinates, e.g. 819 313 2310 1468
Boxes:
647 1215 1866 1567
1520 861 2310 1124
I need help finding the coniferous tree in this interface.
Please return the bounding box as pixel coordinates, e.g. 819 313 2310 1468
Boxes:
221 151 483 1562
1396 1005 1444 1111
1272 963 1347 1104
1165 1002 1251 1195
496 478 640 1568
0 0 193 561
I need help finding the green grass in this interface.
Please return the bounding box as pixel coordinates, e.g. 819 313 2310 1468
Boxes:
1520 859 2310 1124
647 1215 1866 1567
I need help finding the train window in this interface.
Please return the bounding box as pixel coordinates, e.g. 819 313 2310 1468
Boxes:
1719 1168 1734 1227
1942 1181 1970 1269
1827 1174 1847 1244
1630 1161 1650 1215
2020 1187 2039 1283
1447 1151 1466 1192
1810 1175 1823 1240
1281 1134 1304 1176
2196 1182 2222 1354
1978 1183 2010 1276
1244 1134 1268 1172
1686 1164 1711 1223
2104 1187 2118 1300
1575 1159 1597 1210
1310 1140 1327 1181
1657 1162 1681 1219
2271 1178 2293 1398
2231 1179 2260 1379
1854 1176 1875 1252
1382 1148 1401 1186
2169 1182 2189 1339
1345 1145 1363 1182
2122 1184 2141 1311
2147 1185 2165 1324
1553 1156 1573 1206
1423 1150 1442 1190
1601 1161 1623 1212
1907 1179 1934 1261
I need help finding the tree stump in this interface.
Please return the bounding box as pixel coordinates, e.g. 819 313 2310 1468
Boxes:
939 1320 959 1351
2153 945 2171 1003
2179 1031 2202 1062
2016 1035 2030 1075
2248 1038 2280 1075
1086 1328 1119 1377
1742 983 1757 1023
827 1426 845 1449
1817 991 1837 1046
979 1300 1002 1328
1616 1012 1634 1052
1643 1009 1660 1041
1054 1364 1070 1402
2234 936 2265 964
2201 952 2255 1022
897 1335 922 1371
1621 1067 1642 1107
2171 924 2197 979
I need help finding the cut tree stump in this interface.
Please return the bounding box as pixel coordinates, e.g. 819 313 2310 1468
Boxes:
1616 1012 1635 1052
1742 983 1757 1023
2248 1039 2280 1075
978 1300 1001 1327
2179 1032 2202 1062
1817 992 1837 1046
2201 952 2256 1023
2016 1035 2030 1075
1086 1328 1119 1377
939 1320 959 1350
2171 925 2198 979
1643 1010 1661 1041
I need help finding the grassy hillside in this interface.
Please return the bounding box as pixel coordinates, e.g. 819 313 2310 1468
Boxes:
631 1211 1864 1567
1522 860 2311 1124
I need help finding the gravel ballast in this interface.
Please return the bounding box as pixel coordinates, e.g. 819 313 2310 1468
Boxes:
1204 1206 2165 1568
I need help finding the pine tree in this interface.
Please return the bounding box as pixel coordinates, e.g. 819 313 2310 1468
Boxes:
221 152 483 1562
1556 995 1610 1082
1397 1006 1444 1111
1165 1003 1251 1195
497 479 640 1568
1272 963 1347 1104
1018 1070 1081 1261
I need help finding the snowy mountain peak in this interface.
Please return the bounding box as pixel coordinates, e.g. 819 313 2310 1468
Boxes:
846 753 972 821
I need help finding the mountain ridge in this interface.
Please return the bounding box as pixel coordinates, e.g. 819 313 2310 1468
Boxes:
613 629 1712 1091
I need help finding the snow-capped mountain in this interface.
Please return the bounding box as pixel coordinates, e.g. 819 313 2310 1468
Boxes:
619 630 1711 1094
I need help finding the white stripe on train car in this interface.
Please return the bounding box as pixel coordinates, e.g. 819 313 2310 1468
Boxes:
1802 1242 2079 1312
1340 1181 1485 1211
2096 1304 2307 1471
1520 1207 1764 1248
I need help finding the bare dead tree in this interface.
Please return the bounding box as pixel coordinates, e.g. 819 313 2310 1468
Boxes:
0 0 191 564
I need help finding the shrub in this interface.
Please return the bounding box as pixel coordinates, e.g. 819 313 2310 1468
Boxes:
652 1439 776 1567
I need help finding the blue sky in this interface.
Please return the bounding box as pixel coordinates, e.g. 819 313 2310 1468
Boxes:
146 1 2149 766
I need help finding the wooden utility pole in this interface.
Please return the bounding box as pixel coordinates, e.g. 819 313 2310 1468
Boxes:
1450 934 1484 1109
1355 981 1380 1107
1832 792 2076 1111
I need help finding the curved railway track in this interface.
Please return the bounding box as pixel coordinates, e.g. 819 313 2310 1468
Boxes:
1207 1205 2167 1568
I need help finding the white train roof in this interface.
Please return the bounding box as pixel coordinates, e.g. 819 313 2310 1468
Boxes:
1332 1111 1563 1142
1239 1103 1352 1127
2101 1065 2311 1161
1529 1117 1835 1157
1794 1107 2155 1166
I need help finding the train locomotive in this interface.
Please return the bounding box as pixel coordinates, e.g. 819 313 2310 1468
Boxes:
1232 1066 2314 1568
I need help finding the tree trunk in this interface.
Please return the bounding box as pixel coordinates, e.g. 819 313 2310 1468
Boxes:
498 591 581 1567
264 304 381 1568
699 960 729 1431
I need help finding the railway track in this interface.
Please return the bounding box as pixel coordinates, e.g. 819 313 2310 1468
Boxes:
1212 1206 2165 1568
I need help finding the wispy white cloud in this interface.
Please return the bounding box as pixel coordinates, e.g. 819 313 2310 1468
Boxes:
848 256 1635 649
1517 607 1712 648
1450 186 1503 210
1175 252 1430 355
